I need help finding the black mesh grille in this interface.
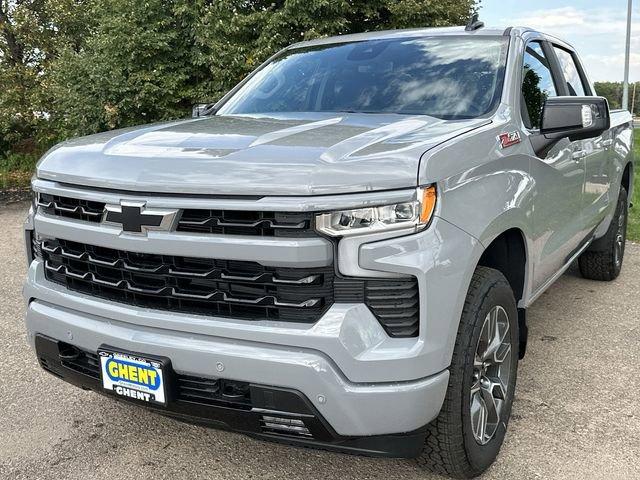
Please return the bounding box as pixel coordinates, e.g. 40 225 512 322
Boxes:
177 375 252 409
38 193 105 223
42 239 333 322
177 209 316 237
41 239 419 337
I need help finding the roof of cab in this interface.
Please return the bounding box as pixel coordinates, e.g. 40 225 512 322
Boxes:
288 26 513 49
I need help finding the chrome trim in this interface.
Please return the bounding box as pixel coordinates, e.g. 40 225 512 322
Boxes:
44 262 321 308
41 241 321 284
103 201 180 235
37 199 103 218
179 217 307 230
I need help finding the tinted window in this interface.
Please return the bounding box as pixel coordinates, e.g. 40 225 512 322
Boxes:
522 42 558 129
218 37 509 120
553 46 587 96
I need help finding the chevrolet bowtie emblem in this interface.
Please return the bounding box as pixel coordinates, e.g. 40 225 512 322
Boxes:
104 202 179 234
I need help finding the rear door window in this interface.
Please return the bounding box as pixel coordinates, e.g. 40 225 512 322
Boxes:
522 42 558 129
553 46 588 96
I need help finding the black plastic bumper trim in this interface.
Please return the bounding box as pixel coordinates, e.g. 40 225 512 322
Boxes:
34 334 426 458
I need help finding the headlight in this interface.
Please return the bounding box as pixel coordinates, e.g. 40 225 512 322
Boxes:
315 185 436 237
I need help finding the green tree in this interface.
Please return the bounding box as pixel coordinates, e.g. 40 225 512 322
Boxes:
194 0 475 101
2 0 477 164
48 0 202 137
0 0 94 155
594 81 640 115
594 81 623 110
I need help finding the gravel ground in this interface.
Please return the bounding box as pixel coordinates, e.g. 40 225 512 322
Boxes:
1 201 639 480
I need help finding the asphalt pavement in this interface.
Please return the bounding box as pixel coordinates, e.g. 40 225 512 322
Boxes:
1 201 639 480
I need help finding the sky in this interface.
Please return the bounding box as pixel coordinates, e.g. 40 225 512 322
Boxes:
480 0 639 83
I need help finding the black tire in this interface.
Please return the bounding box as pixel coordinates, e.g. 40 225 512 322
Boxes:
417 267 519 479
578 187 628 281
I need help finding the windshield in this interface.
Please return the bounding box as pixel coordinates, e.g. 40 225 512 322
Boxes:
217 36 509 120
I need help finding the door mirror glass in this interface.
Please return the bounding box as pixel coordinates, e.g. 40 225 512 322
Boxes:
540 96 610 141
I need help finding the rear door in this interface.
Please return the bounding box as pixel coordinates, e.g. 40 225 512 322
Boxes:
551 44 611 231
521 40 587 292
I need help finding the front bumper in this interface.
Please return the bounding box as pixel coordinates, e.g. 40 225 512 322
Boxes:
34 334 427 457
26 296 448 440
23 181 484 448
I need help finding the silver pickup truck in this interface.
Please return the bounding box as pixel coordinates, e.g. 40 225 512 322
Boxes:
23 22 634 478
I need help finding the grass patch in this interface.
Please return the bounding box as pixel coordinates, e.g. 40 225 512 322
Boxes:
628 128 640 242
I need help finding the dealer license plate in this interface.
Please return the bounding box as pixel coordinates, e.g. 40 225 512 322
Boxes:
99 350 167 406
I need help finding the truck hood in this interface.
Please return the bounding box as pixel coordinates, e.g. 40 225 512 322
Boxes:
37 113 488 196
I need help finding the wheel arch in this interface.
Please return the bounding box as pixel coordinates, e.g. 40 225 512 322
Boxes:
477 228 528 305
476 224 530 358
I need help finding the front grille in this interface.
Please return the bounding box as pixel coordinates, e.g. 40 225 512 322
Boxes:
177 209 316 237
41 239 419 337
38 193 105 223
36 193 316 237
42 239 333 322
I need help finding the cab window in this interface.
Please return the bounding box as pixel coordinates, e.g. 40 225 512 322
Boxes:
522 42 558 129
553 46 588 96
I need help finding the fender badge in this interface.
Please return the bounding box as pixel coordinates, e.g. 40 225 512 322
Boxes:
498 131 521 149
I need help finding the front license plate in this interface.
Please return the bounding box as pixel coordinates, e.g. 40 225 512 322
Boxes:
99 350 167 406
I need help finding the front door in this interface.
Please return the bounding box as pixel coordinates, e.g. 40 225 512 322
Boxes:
521 40 587 293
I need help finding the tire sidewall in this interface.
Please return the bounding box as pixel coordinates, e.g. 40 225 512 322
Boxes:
461 281 519 472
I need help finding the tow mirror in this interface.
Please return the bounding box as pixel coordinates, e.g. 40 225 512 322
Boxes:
540 96 610 141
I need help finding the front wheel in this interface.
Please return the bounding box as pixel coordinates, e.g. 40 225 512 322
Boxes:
417 267 519 478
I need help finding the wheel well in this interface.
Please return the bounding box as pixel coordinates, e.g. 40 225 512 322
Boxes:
478 229 528 358
478 229 526 304
621 162 632 196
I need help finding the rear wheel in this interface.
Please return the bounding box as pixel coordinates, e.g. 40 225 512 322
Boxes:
417 267 519 478
579 187 628 281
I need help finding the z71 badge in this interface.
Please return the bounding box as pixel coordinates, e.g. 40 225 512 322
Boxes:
99 350 167 405
498 131 522 149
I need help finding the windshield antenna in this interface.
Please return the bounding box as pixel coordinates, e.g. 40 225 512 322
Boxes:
465 13 484 31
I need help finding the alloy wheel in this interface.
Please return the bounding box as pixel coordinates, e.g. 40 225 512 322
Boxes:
470 305 512 445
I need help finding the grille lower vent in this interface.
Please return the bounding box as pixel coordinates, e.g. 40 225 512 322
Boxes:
260 415 312 437
177 375 252 409
334 279 420 337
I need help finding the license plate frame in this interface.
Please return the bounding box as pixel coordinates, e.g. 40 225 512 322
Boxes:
98 348 169 406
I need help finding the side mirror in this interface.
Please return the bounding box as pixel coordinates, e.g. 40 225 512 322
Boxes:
192 103 210 118
540 96 610 141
